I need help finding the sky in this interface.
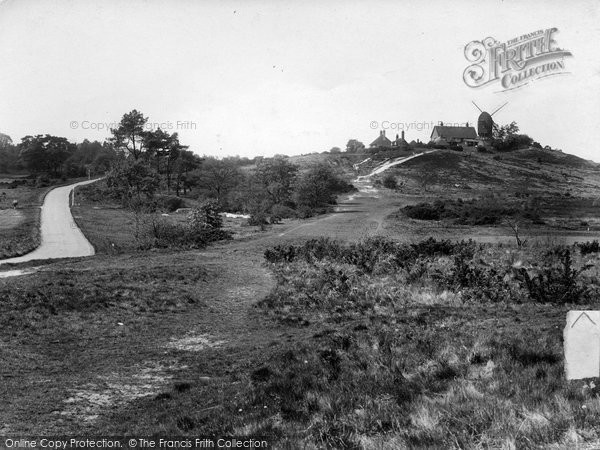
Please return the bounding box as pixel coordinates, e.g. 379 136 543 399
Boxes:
0 0 598 160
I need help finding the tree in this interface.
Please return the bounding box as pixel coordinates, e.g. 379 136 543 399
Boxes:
254 156 299 207
91 142 120 174
174 150 202 196
503 217 528 248
492 121 519 140
346 139 365 153
18 134 75 176
110 110 149 160
294 164 352 214
144 128 187 192
0 142 21 173
105 159 160 206
195 157 241 205
329 147 342 154
0 133 13 148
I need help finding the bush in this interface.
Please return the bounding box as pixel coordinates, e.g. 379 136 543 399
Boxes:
382 174 398 190
439 248 512 302
35 175 51 187
155 195 185 212
265 237 476 274
403 198 519 225
77 182 109 203
294 164 354 215
404 203 441 220
188 200 222 230
515 248 592 304
578 240 600 255
141 199 231 249
270 204 297 223
144 219 230 249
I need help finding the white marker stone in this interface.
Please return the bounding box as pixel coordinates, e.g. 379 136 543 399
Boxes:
564 311 600 380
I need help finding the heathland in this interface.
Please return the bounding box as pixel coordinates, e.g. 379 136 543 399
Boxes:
2 127 600 447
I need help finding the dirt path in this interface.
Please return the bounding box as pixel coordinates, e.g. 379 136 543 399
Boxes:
0 179 100 266
0 158 423 433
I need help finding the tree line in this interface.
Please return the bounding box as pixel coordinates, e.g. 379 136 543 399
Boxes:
83 110 354 223
0 132 119 180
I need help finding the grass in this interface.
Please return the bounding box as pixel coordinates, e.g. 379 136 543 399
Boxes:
4 147 600 446
0 184 47 258
16 237 594 448
0 248 276 434
391 149 600 196
240 238 600 447
71 181 283 254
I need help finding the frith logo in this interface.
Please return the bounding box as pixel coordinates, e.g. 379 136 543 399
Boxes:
463 28 572 91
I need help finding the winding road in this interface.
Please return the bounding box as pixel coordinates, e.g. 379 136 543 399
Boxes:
0 179 100 265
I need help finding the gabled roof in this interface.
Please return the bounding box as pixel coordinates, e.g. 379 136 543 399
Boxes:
392 137 409 148
431 126 478 140
370 132 392 148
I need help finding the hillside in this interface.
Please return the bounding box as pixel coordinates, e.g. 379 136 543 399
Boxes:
383 148 600 197
287 152 369 177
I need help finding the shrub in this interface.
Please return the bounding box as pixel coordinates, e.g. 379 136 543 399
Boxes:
188 200 222 230
403 198 519 226
155 195 185 212
515 248 592 304
270 204 297 223
403 203 441 220
382 174 398 190
578 240 600 255
141 200 230 249
144 215 231 250
439 248 513 302
35 175 51 187
265 237 476 274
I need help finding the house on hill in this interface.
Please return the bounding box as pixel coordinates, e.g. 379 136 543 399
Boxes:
430 123 478 148
370 130 392 149
392 131 410 150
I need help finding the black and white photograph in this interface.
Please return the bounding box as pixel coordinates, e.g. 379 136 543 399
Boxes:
1 0 600 448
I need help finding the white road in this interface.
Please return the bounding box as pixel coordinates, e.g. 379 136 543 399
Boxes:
0 179 100 265
355 150 436 181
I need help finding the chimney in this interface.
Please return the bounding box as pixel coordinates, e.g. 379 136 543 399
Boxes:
440 121 444 126
380 130 383 136
466 122 469 127
382 130 386 136
401 131 405 140
396 134 399 140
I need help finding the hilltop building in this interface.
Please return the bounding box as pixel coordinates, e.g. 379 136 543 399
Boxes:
430 122 478 148
392 131 410 150
370 130 392 149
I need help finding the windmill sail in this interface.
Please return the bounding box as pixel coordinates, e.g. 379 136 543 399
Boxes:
472 101 508 138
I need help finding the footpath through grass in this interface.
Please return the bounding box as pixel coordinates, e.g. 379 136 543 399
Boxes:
53 237 600 448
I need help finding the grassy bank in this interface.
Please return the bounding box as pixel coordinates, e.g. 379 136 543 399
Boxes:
0 185 47 258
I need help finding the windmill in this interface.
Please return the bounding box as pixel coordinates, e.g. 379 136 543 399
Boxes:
471 101 508 139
